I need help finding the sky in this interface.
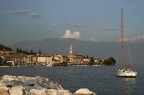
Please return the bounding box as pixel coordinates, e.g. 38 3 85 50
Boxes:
0 0 144 45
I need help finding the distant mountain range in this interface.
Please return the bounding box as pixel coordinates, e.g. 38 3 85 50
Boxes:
10 38 144 64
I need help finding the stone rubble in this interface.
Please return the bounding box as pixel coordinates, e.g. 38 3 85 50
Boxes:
0 75 96 95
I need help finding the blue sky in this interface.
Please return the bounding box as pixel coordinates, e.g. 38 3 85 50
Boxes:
0 0 144 45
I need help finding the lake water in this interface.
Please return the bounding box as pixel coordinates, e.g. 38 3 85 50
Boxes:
0 64 144 95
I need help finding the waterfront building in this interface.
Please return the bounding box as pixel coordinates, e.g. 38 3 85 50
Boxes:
30 54 53 66
0 56 5 65
94 58 105 64
0 50 15 56
83 58 90 64
52 54 65 65
62 56 68 63
3 54 26 66
0 51 6 55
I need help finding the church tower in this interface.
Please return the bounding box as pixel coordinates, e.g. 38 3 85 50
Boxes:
69 43 73 55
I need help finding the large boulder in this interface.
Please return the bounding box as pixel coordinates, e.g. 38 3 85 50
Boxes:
28 88 46 95
23 77 37 86
57 89 72 95
2 75 17 81
46 89 57 95
0 87 9 95
37 76 50 89
46 89 72 95
74 88 96 95
9 86 24 95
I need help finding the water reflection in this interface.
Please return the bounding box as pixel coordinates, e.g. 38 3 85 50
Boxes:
118 78 136 95
119 78 136 84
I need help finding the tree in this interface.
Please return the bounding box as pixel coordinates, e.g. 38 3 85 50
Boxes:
16 48 20 53
38 49 41 55
19 48 22 53
104 57 116 66
86 55 89 58
89 57 94 65
30 50 34 55
90 57 94 63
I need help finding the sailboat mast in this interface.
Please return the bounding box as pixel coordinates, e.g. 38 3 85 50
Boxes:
121 8 125 67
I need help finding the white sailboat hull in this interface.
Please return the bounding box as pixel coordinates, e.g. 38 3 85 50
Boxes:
117 69 137 78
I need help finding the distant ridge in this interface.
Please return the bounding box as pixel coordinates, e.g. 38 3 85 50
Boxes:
10 38 144 64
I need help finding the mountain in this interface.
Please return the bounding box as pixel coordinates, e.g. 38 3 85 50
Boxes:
10 38 144 64
10 38 117 57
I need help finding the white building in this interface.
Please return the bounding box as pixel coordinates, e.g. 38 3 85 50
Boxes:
32 55 53 66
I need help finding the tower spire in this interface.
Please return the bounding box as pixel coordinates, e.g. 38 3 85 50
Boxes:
69 43 73 55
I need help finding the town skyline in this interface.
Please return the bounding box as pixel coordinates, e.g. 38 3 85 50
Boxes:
0 43 116 66
0 0 144 45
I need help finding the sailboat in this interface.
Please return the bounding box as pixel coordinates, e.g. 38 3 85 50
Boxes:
117 8 137 78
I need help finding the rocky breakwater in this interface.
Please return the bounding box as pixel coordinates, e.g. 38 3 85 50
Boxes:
0 75 96 95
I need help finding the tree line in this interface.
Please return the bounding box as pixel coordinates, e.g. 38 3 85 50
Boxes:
16 48 42 55
0 44 12 51
0 44 42 55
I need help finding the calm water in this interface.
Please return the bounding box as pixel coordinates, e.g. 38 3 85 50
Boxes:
0 64 144 95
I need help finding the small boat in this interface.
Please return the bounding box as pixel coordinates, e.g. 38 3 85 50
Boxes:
117 8 137 78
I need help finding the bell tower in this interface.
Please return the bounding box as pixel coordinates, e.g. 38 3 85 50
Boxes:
69 43 73 55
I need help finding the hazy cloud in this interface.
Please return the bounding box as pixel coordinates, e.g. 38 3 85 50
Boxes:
61 30 80 39
0 10 42 18
129 35 144 42
53 22 118 30
117 34 144 42
90 37 98 42
117 38 129 42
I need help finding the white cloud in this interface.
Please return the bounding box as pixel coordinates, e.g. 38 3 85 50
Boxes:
62 30 80 39
90 37 98 42
0 10 42 18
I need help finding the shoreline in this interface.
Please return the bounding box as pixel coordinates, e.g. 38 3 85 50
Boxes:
0 64 114 68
